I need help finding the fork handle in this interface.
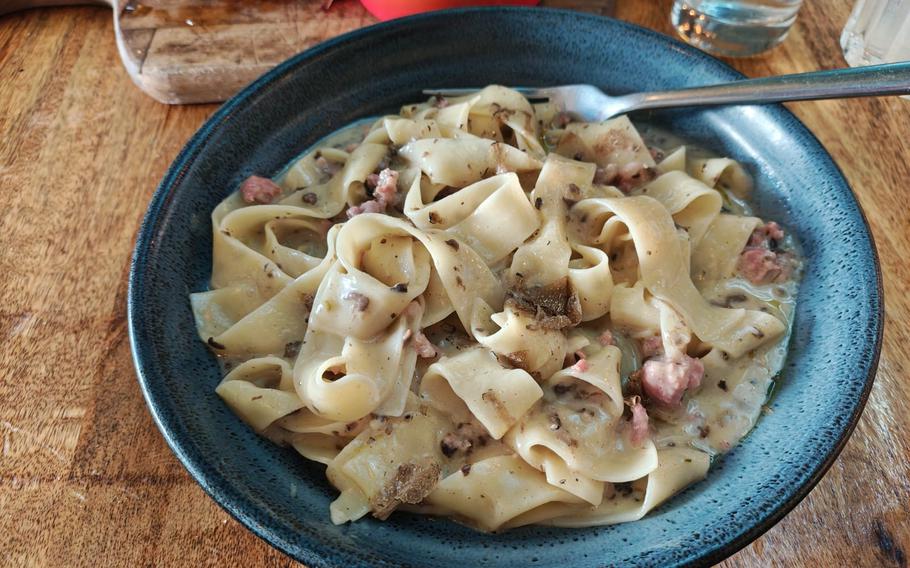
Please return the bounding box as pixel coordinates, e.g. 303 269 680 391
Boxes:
615 62 910 116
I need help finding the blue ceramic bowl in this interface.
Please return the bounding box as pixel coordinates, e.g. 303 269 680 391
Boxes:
128 8 883 567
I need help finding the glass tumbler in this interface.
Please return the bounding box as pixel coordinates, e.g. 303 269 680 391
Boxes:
841 0 910 67
671 0 804 57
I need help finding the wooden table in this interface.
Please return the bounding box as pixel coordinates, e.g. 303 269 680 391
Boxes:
2 1 907 566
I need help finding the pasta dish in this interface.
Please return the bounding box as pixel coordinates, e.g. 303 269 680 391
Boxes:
190 86 800 531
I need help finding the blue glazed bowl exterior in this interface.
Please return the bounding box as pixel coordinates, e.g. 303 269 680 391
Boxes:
128 8 883 567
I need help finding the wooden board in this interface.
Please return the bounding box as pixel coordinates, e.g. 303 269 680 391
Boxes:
117 0 378 103
1 1 908 566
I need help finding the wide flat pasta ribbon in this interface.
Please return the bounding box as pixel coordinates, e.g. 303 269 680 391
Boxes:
472 300 568 381
540 448 710 527
554 116 656 170
280 142 391 215
399 135 542 187
215 357 303 433
574 196 785 356
509 154 594 288
635 170 723 246
310 214 504 337
191 224 339 357
425 454 583 531
691 213 761 284
505 345 659 505
404 172 540 264
327 402 452 523
421 347 543 440
690 156 754 197
294 293 421 422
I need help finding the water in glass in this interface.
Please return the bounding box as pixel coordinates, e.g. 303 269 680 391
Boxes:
671 0 804 57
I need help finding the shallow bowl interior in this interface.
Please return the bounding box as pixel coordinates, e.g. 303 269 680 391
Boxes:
128 8 882 567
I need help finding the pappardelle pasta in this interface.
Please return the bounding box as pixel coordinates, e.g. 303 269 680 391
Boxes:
190 86 800 531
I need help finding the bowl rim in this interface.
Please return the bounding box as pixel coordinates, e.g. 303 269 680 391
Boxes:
127 6 884 567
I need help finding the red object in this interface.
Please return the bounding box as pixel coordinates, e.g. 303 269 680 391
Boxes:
360 0 539 21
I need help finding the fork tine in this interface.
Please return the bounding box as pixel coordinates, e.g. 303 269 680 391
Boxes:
422 87 552 100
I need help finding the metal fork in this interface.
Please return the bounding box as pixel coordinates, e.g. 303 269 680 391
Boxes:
425 62 910 122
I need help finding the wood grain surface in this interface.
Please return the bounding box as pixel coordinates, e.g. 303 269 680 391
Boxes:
1 1 908 566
